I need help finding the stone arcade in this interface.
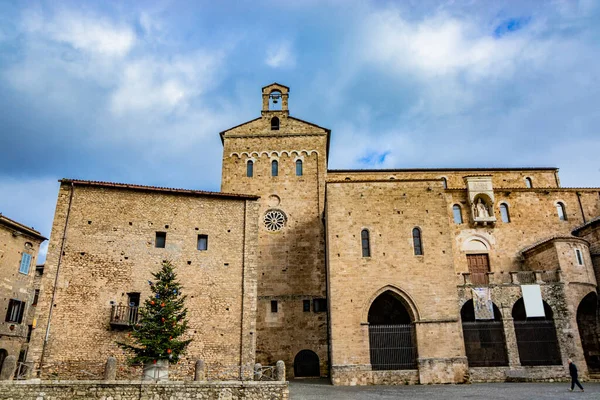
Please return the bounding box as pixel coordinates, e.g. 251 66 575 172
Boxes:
21 83 600 385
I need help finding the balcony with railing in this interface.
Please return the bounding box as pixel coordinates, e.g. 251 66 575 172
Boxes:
459 270 561 286
110 305 139 328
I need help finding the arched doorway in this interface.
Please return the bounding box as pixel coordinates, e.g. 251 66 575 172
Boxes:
460 300 508 367
368 290 417 370
577 292 600 373
512 298 561 365
0 349 7 372
294 350 320 377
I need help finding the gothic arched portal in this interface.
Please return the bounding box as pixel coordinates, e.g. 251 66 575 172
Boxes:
368 290 417 370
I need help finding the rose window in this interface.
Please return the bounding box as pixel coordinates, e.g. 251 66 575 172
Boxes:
264 210 286 232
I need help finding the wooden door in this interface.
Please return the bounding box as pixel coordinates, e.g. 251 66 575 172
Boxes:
467 254 490 284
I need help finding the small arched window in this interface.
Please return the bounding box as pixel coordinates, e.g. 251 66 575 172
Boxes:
271 117 279 130
525 177 532 188
361 229 370 257
412 227 423 256
246 160 254 177
500 203 511 223
271 160 278 177
556 202 567 221
296 159 303 176
441 177 448 189
452 205 463 224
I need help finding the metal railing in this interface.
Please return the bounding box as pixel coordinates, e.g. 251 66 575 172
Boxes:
369 324 417 370
462 321 509 367
110 305 139 327
514 320 562 366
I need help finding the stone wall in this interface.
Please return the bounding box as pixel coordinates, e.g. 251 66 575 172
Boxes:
27 182 259 380
326 169 560 189
0 215 45 362
326 179 468 384
0 380 288 400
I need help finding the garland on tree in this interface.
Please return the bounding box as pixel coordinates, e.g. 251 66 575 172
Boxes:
118 260 192 365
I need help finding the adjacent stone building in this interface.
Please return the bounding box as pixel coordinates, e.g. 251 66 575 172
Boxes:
25 83 600 385
0 214 46 372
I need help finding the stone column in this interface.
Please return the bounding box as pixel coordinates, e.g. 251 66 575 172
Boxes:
253 363 262 381
194 360 205 381
275 360 286 381
103 357 117 380
502 318 521 368
0 355 17 381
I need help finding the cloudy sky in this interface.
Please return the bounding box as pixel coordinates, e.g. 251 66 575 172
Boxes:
1 0 599 261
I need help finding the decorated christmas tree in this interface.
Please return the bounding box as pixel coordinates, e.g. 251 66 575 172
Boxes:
118 260 192 365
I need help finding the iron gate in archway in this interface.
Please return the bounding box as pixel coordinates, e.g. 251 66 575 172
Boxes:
369 324 417 370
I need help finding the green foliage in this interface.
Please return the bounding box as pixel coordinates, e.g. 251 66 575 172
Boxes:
117 260 192 365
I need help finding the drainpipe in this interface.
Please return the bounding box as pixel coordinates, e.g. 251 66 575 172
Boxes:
39 182 74 374
576 192 586 224
239 200 247 380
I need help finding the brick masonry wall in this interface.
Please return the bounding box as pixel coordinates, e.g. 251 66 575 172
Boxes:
0 220 43 361
26 183 259 380
0 380 289 400
221 112 329 377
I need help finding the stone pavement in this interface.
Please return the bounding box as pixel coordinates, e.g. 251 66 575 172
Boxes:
289 379 598 399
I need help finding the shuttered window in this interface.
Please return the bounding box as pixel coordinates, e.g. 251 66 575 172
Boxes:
19 253 32 274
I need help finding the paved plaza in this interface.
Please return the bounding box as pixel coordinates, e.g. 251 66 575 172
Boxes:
289 379 598 399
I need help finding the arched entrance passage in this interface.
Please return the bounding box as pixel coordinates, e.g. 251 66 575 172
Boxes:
577 292 600 373
0 349 7 372
460 300 508 367
368 290 417 370
294 350 320 377
512 298 561 366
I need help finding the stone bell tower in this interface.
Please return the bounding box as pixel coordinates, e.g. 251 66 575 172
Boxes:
219 83 330 377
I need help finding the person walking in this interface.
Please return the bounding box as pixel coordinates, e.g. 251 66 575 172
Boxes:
568 359 584 392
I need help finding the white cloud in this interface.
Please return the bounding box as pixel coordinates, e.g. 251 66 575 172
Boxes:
265 40 296 68
22 8 136 58
361 10 538 80
109 52 223 115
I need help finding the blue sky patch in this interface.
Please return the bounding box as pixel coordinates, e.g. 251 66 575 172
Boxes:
359 151 391 166
494 16 531 38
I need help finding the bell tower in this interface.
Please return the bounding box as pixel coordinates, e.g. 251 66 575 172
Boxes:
219 83 330 378
262 83 290 115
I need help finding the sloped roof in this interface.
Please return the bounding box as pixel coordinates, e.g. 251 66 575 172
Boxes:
60 179 259 200
0 213 47 241
572 215 600 235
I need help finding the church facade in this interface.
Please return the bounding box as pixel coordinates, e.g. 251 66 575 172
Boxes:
26 83 600 384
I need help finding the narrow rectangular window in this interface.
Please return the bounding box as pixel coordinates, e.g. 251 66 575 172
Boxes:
296 160 303 176
313 298 327 313
197 234 208 251
361 230 370 257
32 289 40 306
575 249 584 266
27 325 33 342
19 253 32 274
247 161 254 177
5 299 25 323
303 300 310 312
155 232 166 248
271 300 278 313
271 160 278 177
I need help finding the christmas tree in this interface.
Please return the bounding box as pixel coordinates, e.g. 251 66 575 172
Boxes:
118 260 192 365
